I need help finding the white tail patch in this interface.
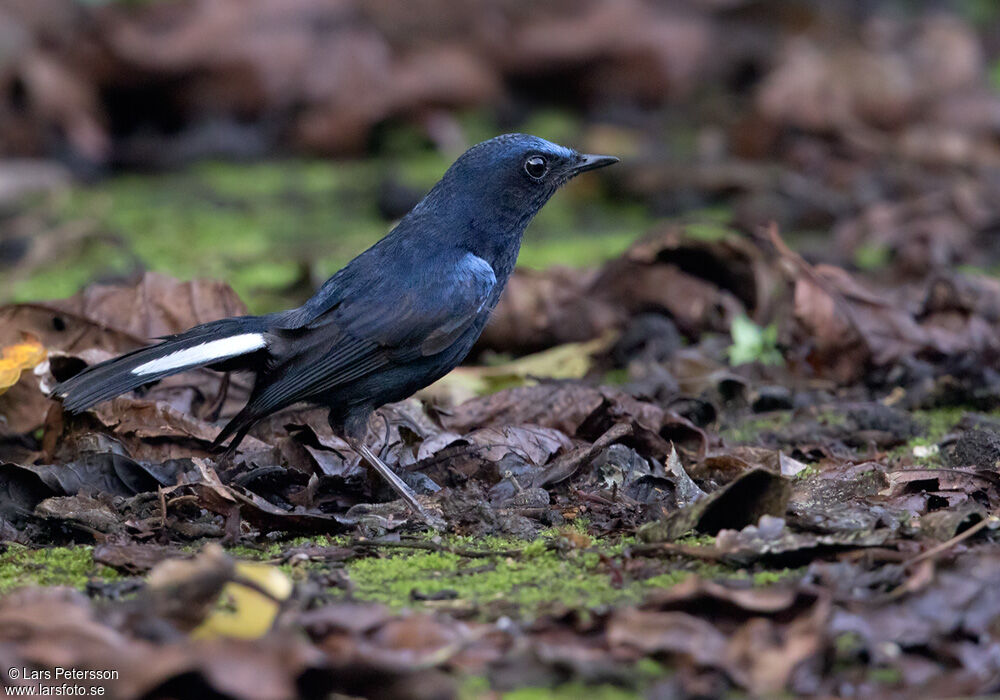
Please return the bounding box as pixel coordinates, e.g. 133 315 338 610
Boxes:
131 333 266 376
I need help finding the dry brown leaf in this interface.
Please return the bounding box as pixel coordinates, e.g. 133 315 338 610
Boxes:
0 272 250 434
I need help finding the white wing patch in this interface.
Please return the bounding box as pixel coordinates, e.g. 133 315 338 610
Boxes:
131 333 266 376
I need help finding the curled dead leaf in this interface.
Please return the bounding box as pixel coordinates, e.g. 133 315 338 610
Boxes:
639 468 791 542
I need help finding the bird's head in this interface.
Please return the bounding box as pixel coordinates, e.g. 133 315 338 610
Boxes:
458 133 617 203
416 134 618 234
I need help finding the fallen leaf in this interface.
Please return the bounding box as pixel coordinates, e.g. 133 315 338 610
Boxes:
0 333 46 396
639 468 791 541
422 334 615 406
779 452 810 477
0 455 180 527
194 560 293 640
0 272 251 434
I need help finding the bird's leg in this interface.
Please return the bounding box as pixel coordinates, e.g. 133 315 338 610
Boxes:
371 407 414 460
345 437 442 530
373 410 394 461
201 371 231 423
381 405 427 443
217 440 239 467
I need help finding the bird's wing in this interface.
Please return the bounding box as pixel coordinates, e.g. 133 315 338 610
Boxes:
249 251 496 413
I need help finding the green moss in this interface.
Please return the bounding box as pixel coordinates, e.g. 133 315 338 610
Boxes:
557 516 592 536
853 242 891 271
346 543 639 612
11 161 387 310
6 109 651 311
227 534 349 561
640 570 694 589
720 412 793 444
682 206 734 225
683 221 737 242
517 230 638 269
501 684 637 700
791 464 821 479
815 410 848 428
834 632 864 655
887 406 1000 465
226 544 282 561
462 675 644 700
9 148 647 311
673 534 716 547
888 436 942 466
331 532 797 616
963 0 1000 27
751 568 801 586
602 368 630 385
956 263 1000 278
340 533 678 614
867 667 903 685
0 545 121 593
913 407 968 442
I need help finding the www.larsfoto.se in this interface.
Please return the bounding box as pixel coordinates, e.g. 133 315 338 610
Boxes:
5 686 107 697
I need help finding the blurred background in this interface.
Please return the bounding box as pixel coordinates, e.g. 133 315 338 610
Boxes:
3 0 1000 317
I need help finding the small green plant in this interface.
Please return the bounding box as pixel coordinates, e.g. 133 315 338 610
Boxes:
853 242 891 271
961 0 1000 28
727 315 783 367
990 59 1000 93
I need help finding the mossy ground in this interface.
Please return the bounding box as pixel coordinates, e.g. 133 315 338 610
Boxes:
344 535 668 615
889 406 1000 465
0 533 799 615
233 530 801 620
5 113 652 312
721 404 1000 467
719 411 793 444
0 108 953 697
0 535 792 698
0 544 121 593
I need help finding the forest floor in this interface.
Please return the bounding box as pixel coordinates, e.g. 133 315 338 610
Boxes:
2 152 1000 695
6 6 1000 690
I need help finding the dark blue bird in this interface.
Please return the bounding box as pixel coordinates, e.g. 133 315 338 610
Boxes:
52 134 618 522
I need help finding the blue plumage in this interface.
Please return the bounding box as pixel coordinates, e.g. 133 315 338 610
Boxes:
52 134 618 519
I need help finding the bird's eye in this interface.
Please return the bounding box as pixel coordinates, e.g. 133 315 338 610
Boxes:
524 155 548 180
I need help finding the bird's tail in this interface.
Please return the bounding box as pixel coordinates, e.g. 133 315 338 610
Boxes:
52 317 271 413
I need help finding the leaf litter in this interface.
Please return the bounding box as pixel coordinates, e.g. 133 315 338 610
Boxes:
3 221 1000 696
5 3 1000 697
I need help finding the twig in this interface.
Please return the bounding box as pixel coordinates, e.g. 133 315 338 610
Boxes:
350 539 525 559
158 486 167 530
626 542 728 562
904 513 999 569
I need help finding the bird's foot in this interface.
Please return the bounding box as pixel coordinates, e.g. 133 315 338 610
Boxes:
409 502 446 532
351 440 445 531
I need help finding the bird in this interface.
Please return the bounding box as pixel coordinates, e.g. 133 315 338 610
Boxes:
52 134 619 525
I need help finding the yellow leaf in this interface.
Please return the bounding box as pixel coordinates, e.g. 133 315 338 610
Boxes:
0 334 47 396
192 560 293 640
421 332 617 405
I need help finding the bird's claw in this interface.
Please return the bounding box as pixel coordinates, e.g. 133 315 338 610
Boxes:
413 504 446 532
352 440 446 531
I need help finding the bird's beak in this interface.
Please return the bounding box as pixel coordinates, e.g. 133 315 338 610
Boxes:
570 153 620 175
